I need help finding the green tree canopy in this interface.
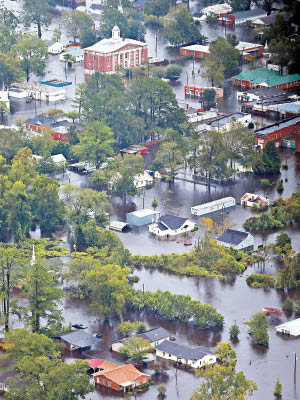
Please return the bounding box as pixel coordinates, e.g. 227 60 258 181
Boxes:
23 0 54 38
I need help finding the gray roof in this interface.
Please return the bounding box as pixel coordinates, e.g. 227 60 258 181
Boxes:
233 8 267 20
138 327 170 342
217 229 249 245
257 12 289 25
157 340 213 361
255 116 300 138
54 330 99 348
209 112 247 128
159 214 188 230
246 87 286 98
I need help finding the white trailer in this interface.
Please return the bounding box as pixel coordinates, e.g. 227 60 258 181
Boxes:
191 197 236 216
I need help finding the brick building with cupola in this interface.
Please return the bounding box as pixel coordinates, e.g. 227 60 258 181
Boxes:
84 26 148 75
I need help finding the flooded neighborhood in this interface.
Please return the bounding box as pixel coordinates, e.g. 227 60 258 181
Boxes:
0 0 300 399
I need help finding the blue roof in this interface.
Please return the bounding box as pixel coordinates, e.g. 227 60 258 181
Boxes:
63 47 84 57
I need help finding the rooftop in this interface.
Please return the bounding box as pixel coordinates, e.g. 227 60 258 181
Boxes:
159 214 188 230
232 68 300 87
63 47 84 57
235 41 264 51
181 44 210 53
209 112 248 128
233 8 267 20
157 340 212 361
85 37 146 55
52 330 99 348
266 102 300 114
93 362 149 386
254 12 289 25
255 116 300 137
276 318 300 334
127 209 160 218
217 229 250 245
138 327 170 342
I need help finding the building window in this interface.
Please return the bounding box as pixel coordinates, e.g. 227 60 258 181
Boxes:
88 63 91 68
143 377 147 384
107 57 110 62
107 65 110 70
142 49 144 55
93 55 96 61
108 381 111 387
102 380 106 385
136 51 139 56
94 64 96 69
120 54 123 60
163 352 165 356
169 354 171 357
89 54 91 60
115 55 118 61
131 51 134 58
125 52 128 59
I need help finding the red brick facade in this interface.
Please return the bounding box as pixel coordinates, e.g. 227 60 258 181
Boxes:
84 26 148 74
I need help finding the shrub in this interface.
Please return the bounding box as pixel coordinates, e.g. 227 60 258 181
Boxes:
252 327 269 346
277 180 284 193
246 273 275 288
274 377 282 397
229 322 240 339
282 297 294 311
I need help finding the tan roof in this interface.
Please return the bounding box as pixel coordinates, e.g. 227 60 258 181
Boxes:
93 362 149 387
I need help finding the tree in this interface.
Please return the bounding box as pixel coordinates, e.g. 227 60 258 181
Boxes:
80 28 97 48
86 264 132 320
99 8 144 40
191 343 257 399
22 261 64 334
65 187 111 243
165 65 182 81
163 5 203 45
282 297 294 311
246 312 269 346
23 0 53 38
262 141 281 174
29 126 56 157
202 59 225 87
31 175 65 233
157 385 167 398
202 88 217 110
0 246 24 331
196 130 230 190
208 37 240 74
119 336 153 362
229 322 240 339
0 52 23 88
260 178 272 195
118 321 136 337
229 0 252 12
269 38 290 75
274 377 282 398
73 121 115 168
144 0 172 16
3 329 93 400
14 34 48 82
226 33 238 47
255 0 279 14
63 10 94 43
114 169 137 202
275 232 291 252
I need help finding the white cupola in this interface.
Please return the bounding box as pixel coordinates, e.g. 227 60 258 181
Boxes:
112 25 121 40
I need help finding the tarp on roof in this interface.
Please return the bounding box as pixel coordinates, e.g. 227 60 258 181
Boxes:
87 359 105 369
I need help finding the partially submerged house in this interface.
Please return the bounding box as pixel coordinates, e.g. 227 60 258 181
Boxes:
191 197 236 216
241 193 270 208
149 214 195 238
216 229 254 251
133 171 153 188
51 330 99 351
93 361 149 393
276 318 300 337
206 112 251 132
112 327 171 353
156 340 217 369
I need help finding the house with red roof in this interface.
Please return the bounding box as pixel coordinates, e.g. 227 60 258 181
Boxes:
92 361 149 393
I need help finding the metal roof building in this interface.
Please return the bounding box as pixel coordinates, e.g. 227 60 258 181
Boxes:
276 318 300 337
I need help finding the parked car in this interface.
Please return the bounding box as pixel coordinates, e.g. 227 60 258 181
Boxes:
93 333 103 339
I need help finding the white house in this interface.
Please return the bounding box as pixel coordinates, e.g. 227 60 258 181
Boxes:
112 327 171 353
50 153 67 168
206 112 251 132
134 171 153 188
156 340 217 369
149 214 195 238
59 47 84 63
48 42 64 55
216 229 254 251
241 193 270 208
201 3 231 17
276 318 300 337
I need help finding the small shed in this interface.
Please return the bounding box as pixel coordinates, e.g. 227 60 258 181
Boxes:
276 318 300 337
126 209 160 227
109 221 129 232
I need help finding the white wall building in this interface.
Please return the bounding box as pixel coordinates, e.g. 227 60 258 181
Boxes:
156 340 217 369
9 82 65 102
206 112 251 132
149 214 195 238
0 90 10 112
276 318 300 337
48 42 64 55
191 197 236 216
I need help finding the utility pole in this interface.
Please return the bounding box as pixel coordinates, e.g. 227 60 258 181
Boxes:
155 32 158 59
294 352 297 385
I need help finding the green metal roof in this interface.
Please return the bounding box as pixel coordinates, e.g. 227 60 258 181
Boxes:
232 68 300 86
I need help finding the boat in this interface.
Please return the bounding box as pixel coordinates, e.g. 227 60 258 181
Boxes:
184 239 192 246
262 307 282 316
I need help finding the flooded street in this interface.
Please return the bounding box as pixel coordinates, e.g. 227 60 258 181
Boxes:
1 1 300 399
